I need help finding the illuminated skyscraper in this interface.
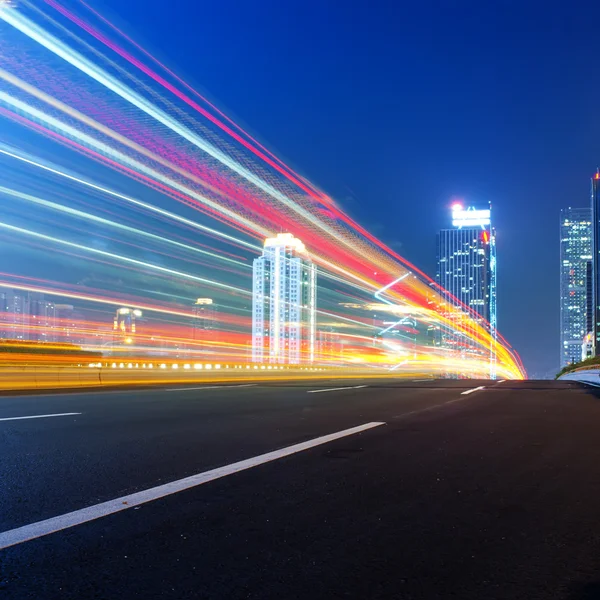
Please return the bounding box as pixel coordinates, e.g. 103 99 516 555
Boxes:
592 170 600 355
113 307 142 345
559 208 592 367
252 233 316 364
437 203 497 376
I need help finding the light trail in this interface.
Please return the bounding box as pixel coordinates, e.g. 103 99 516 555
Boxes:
0 221 250 295
0 185 250 269
0 2 526 379
0 144 261 251
0 144 383 296
1 6 445 283
0 89 270 237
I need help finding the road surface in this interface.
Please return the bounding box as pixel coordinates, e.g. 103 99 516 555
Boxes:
1 378 600 599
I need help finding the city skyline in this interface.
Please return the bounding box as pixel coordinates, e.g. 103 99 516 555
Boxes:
3 4 600 597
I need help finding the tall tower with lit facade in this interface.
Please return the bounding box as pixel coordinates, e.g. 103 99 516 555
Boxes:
113 307 142 345
436 203 497 377
252 233 316 364
559 208 592 367
592 170 600 355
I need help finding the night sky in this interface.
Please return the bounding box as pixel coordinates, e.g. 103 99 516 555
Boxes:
88 0 600 376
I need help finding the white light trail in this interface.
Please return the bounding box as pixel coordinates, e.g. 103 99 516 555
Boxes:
0 8 403 267
0 221 250 295
0 185 250 269
0 90 268 237
0 144 261 251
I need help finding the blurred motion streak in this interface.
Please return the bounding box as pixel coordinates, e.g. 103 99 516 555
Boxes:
0 0 525 383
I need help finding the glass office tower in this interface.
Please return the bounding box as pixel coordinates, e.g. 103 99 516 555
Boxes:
592 171 600 355
559 208 592 367
437 204 496 377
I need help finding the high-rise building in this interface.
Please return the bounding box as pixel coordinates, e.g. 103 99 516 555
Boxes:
592 170 600 355
0 289 30 340
436 203 497 376
559 208 592 367
252 233 316 364
29 292 56 343
192 298 217 339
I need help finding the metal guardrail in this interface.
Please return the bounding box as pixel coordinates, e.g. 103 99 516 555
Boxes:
558 368 600 386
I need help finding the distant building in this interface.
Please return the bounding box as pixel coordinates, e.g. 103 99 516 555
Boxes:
29 292 56 343
192 298 217 339
0 289 30 340
113 307 142 345
559 207 592 367
252 233 316 364
436 203 496 376
317 327 342 364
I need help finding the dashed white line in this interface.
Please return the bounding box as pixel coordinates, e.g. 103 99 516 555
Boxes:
496 380 505 383
0 421 385 550
307 385 368 394
0 412 81 422
460 386 486 395
165 384 257 391
391 395 474 420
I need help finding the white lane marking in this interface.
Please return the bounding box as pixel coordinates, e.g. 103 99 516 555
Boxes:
307 385 368 394
461 386 486 395
0 412 81 422
496 380 505 383
412 379 431 382
392 393 481 420
165 384 257 391
0 421 384 550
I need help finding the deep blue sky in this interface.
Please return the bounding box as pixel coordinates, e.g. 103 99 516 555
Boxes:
95 0 600 376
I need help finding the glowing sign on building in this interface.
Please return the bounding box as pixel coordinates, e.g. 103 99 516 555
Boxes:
451 205 491 228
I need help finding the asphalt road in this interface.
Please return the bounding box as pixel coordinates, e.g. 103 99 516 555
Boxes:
1 378 600 599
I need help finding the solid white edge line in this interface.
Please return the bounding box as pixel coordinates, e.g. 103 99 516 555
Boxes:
307 385 368 394
0 412 81 422
460 386 486 395
0 421 385 550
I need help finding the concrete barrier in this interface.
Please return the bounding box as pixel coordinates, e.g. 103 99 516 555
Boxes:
0 364 400 391
558 368 600 386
